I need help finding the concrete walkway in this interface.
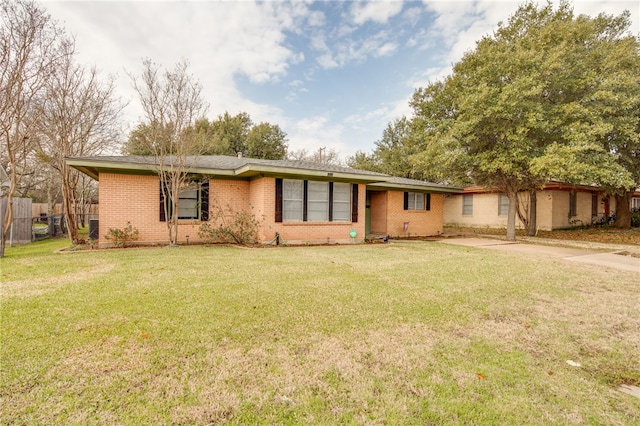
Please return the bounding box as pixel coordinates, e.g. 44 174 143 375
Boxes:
438 237 640 273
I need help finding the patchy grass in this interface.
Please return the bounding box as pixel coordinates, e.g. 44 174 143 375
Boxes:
448 226 640 246
1 239 639 424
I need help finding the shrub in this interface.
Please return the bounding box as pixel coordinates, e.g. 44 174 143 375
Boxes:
198 204 261 245
104 222 139 247
631 208 640 228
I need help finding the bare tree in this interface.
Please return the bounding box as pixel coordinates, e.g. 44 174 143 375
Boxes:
36 42 124 244
288 147 342 165
130 59 209 246
0 0 68 255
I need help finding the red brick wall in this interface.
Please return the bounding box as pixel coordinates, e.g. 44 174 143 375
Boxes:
98 173 210 246
257 178 367 244
385 191 444 237
98 174 368 246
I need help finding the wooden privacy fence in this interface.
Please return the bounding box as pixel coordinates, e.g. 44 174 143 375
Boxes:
0 197 33 244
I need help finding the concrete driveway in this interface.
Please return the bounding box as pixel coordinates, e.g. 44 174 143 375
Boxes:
438 237 640 273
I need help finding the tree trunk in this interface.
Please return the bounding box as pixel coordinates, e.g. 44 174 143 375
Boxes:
62 165 80 244
2 165 17 249
613 192 632 229
506 190 517 241
47 176 53 237
170 196 179 246
527 188 537 236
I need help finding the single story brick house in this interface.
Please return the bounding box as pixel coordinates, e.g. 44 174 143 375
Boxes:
66 155 462 246
443 183 638 231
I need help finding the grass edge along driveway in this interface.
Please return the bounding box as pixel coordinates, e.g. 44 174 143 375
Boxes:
2 238 639 424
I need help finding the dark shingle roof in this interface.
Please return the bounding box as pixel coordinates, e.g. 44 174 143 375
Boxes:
66 155 463 193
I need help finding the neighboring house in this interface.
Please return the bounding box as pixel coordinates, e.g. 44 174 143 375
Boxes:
443 183 635 231
66 156 462 247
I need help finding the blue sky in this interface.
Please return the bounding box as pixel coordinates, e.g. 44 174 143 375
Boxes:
42 0 639 160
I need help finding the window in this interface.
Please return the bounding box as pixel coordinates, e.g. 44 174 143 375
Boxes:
569 191 577 217
177 185 199 219
160 179 209 221
404 192 431 211
631 197 640 210
276 179 355 223
462 194 473 216
498 194 509 216
332 182 351 221
283 179 303 221
407 192 424 210
307 181 329 221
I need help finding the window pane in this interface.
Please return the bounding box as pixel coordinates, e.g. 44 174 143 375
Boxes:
283 179 303 221
178 187 199 219
407 192 424 210
333 183 351 221
307 181 328 221
498 194 509 216
463 194 473 215
178 198 198 219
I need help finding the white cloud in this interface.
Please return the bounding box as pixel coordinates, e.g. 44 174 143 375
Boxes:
289 115 347 154
307 9 326 27
43 0 314 128
375 42 398 57
314 29 399 68
350 0 404 25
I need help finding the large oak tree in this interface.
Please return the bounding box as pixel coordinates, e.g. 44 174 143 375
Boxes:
410 1 639 239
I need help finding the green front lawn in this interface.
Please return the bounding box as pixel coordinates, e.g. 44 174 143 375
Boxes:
1 239 639 424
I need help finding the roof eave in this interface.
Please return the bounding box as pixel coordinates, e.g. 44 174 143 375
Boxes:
367 182 464 193
234 164 388 183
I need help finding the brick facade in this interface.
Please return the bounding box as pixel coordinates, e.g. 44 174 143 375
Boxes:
370 190 444 237
97 174 390 246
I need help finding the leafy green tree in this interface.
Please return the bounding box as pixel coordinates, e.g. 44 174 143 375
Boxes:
372 117 417 178
346 117 426 178
194 118 229 155
245 122 287 160
127 112 290 161
410 1 638 239
209 111 252 156
346 150 382 172
122 123 155 155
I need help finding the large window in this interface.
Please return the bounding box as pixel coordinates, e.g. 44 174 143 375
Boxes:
462 194 473 216
332 182 351 221
307 181 329 221
160 179 209 222
277 179 355 223
498 194 509 216
283 179 303 222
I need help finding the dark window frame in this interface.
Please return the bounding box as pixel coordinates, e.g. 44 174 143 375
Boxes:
275 178 358 223
160 178 209 222
403 192 431 211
